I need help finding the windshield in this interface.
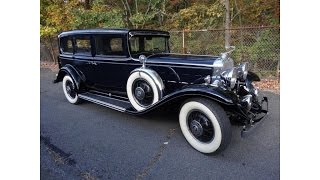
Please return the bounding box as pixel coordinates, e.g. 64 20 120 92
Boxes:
129 35 169 58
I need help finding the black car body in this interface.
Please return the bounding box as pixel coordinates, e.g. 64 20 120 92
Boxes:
54 28 268 154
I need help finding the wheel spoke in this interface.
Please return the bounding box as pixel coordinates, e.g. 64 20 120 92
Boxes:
65 80 76 99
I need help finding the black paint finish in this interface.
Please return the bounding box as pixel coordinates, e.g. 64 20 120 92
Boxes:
54 28 267 125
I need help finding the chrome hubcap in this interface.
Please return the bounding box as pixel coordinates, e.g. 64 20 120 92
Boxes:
135 87 145 100
132 79 154 107
190 120 203 137
187 111 214 143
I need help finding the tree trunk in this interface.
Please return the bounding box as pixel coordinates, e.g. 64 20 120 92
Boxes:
135 0 139 28
85 0 90 10
224 0 231 48
48 37 57 64
121 0 133 28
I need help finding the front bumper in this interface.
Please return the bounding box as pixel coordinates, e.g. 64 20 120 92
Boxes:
241 97 269 137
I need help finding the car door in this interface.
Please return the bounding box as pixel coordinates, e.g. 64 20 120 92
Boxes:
73 35 96 87
92 34 134 95
59 36 74 68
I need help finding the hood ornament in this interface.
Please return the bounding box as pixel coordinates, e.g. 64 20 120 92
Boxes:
221 46 235 60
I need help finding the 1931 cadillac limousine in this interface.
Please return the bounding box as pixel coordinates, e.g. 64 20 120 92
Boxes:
54 28 268 154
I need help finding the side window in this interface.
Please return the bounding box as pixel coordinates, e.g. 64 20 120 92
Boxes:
75 36 91 55
129 37 139 52
60 37 73 54
110 38 123 52
95 35 127 57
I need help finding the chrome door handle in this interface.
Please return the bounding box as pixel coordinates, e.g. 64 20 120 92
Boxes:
87 61 98 65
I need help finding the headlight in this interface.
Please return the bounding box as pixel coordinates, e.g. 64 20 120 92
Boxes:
212 57 234 76
237 62 249 80
221 68 237 89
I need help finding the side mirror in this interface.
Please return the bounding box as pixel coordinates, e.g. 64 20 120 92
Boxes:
139 55 147 68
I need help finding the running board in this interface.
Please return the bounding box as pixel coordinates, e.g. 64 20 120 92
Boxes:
78 92 133 112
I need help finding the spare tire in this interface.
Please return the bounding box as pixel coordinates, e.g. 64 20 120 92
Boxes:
127 69 164 111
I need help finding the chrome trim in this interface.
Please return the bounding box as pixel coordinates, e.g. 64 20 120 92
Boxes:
88 91 130 103
167 80 177 83
93 56 131 61
240 94 253 111
212 58 224 68
139 55 147 68
237 62 249 80
164 52 220 58
254 88 259 97
221 68 237 89
142 60 214 68
204 75 211 84
210 79 222 87
166 81 192 85
78 94 126 112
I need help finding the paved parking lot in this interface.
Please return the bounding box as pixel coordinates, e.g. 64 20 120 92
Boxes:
41 68 280 180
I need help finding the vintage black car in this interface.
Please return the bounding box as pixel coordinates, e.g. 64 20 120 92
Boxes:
54 28 268 154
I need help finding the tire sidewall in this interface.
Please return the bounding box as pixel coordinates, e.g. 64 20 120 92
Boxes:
179 100 223 153
127 71 160 111
62 75 79 104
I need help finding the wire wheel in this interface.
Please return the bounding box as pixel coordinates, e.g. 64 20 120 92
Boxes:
62 75 80 104
65 79 76 99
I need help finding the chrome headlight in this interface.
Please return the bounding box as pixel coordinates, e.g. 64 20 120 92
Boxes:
237 62 249 80
221 68 237 89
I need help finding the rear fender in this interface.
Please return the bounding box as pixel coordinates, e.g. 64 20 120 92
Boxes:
53 64 84 90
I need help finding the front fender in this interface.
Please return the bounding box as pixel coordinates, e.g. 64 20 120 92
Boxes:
53 64 84 90
247 71 260 81
170 85 238 105
128 84 238 114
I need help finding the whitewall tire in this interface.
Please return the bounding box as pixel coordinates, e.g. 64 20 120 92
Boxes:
179 98 232 154
127 71 160 111
62 75 80 104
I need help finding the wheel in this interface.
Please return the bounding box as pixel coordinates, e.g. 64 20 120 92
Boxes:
127 71 161 111
62 75 81 104
179 98 232 154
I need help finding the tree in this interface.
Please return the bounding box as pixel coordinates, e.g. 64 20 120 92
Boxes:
170 2 224 30
40 0 280 64
223 0 231 48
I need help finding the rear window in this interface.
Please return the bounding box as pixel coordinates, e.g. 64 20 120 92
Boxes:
95 35 127 57
60 37 73 54
75 36 92 55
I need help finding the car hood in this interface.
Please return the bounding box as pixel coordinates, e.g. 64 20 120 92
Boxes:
146 53 220 67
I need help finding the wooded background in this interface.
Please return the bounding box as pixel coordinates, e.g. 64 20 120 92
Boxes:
40 0 280 78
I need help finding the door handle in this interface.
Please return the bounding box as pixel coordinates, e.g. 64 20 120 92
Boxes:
87 61 98 65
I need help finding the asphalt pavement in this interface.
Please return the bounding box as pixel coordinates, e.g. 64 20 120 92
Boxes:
40 68 280 180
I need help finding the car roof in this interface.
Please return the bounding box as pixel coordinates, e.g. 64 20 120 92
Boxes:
58 28 169 38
